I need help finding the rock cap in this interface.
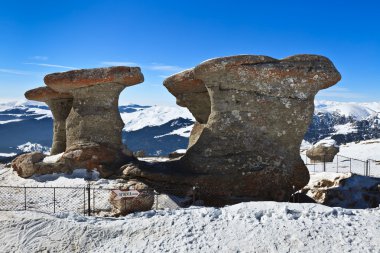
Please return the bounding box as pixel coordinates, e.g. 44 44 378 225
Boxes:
194 54 341 99
44 66 144 92
164 68 207 95
24 86 72 102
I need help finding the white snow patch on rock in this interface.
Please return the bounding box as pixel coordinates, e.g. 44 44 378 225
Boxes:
42 153 64 163
314 138 338 148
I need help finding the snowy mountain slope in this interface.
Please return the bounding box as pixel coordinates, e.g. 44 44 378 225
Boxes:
0 101 194 158
315 100 379 120
121 105 193 132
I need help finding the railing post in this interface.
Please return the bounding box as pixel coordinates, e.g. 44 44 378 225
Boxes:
92 188 95 215
53 187 56 213
83 187 86 215
87 184 91 216
24 187 27 211
323 155 326 172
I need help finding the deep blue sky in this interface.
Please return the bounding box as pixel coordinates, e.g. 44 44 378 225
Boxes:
0 0 379 105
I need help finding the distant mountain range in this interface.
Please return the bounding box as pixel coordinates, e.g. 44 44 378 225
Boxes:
0 100 379 161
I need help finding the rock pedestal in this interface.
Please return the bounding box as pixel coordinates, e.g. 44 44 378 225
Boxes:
24 87 73 155
44 66 144 172
124 54 341 205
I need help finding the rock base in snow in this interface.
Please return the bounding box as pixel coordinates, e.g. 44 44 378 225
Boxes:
109 180 154 215
302 173 380 208
11 152 72 178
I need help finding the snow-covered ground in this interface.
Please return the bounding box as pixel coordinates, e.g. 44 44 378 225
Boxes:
0 202 379 252
1 154 380 251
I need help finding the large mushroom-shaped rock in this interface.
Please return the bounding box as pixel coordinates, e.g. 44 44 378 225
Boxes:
24 86 73 155
164 69 210 148
306 139 339 162
44 66 144 173
124 54 341 205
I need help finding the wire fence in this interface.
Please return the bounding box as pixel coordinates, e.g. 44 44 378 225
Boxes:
0 185 196 216
302 153 380 177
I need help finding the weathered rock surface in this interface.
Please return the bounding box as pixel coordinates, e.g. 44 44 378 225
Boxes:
164 69 210 149
306 139 339 162
168 151 185 159
44 67 144 172
123 54 341 205
12 152 46 177
109 180 154 215
24 86 73 155
302 173 380 208
164 69 210 124
11 152 73 178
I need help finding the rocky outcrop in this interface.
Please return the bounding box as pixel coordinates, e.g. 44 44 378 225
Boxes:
302 172 380 208
45 66 144 172
24 87 73 155
164 69 210 124
11 152 72 178
109 180 155 215
123 54 341 205
164 69 210 149
306 139 339 162
12 152 46 177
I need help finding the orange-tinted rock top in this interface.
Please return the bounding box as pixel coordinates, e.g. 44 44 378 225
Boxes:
163 68 206 95
44 66 144 92
24 86 72 102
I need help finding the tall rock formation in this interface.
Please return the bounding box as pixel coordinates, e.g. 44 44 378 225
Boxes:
124 54 341 205
45 66 144 173
24 86 73 154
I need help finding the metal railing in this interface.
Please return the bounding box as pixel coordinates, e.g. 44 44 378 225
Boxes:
0 185 196 216
302 154 379 177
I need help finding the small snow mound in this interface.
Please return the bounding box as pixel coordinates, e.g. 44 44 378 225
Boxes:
42 153 64 163
314 138 338 148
